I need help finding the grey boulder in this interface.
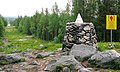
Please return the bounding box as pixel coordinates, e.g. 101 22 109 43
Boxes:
78 68 93 72
69 44 97 61
89 50 120 68
36 52 53 58
0 54 25 65
44 55 83 72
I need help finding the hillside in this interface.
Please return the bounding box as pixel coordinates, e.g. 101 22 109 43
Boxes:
0 26 61 53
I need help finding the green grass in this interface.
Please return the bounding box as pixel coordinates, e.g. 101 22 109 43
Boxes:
0 26 61 53
98 42 120 53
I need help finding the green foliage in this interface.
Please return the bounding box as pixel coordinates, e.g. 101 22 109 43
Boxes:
41 42 62 51
0 26 62 53
96 0 120 42
0 15 7 26
67 64 74 70
10 2 71 43
0 39 3 46
10 0 120 43
109 61 120 69
0 61 9 65
72 0 120 42
0 17 5 38
98 42 120 52
18 16 31 35
56 64 64 72
72 0 97 22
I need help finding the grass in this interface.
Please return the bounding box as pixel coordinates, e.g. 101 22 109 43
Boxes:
98 42 120 53
0 26 61 53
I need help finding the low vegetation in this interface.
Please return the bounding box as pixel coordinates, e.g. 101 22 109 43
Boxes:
98 42 120 53
0 26 61 53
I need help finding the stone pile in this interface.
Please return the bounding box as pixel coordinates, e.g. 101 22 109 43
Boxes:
62 13 97 52
62 22 97 51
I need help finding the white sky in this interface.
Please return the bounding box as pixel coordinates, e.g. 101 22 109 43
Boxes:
0 0 71 17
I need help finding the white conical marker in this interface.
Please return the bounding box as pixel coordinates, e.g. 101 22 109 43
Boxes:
75 13 83 24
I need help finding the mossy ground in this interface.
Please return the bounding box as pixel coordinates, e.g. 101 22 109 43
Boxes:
98 42 120 53
0 26 61 53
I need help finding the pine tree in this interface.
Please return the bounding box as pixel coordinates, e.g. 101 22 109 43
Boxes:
96 0 118 41
0 17 4 38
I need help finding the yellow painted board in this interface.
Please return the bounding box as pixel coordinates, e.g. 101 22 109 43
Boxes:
106 15 117 30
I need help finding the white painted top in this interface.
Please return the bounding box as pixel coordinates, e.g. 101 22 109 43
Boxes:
75 13 83 25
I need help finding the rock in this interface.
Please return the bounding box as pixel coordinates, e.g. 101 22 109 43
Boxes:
2 38 9 44
25 36 33 38
63 67 70 72
89 50 120 68
0 54 25 65
0 52 5 55
84 36 90 40
63 22 97 52
11 50 21 53
0 68 2 71
17 39 27 42
49 55 55 57
80 31 86 35
22 52 34 58
20 62 28 67
108 43 115 48
18 70 26 72
86 33 91 37
0 46 4 49
78 68 92 72
29 60 39 65
57 48 62 51
22 65 38 72
25 49 33 53
5 68 13 72
83 25 91 31
80 38 86 43
21 49 34 58
39 44 43 49
0 71 5 72
36 52 53 58
1 65 13 72
69 44 97 61
44 55 83 71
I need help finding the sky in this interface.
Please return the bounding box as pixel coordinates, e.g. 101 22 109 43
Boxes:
0 0 71 17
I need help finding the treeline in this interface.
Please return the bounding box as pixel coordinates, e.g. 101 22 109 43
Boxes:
72 0 120 42
12 2 72 42
12 0 120 42
0 15 7 38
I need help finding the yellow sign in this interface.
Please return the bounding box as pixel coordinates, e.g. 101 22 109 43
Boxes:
106 15 117 30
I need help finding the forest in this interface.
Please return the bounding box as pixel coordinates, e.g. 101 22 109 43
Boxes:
1 0 120 43
0 0 120 71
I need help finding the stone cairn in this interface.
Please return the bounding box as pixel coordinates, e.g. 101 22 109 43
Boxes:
62 14 97 51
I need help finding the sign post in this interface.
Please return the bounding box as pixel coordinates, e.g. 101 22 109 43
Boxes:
106 15 117 48
110 30 112 43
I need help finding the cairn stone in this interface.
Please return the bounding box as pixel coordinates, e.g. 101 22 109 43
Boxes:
62 14 97 52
